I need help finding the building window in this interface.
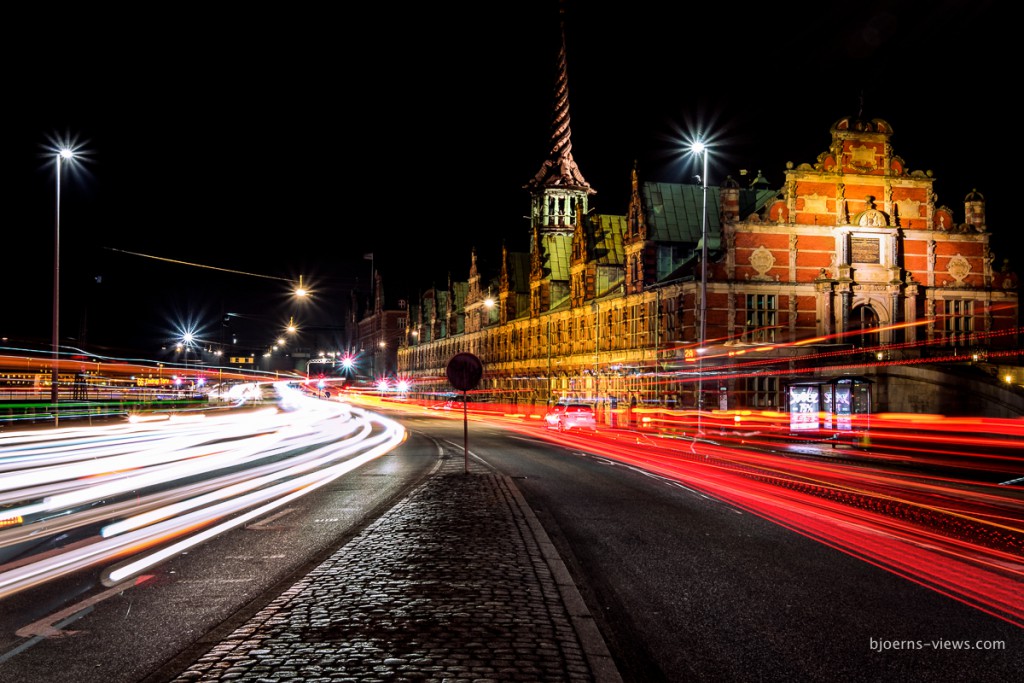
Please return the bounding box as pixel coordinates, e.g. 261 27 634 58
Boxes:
627 307 634 345
746 375 778 408
746 294 777 343
656 245 683 280
663 298 674 339
944 299 974 346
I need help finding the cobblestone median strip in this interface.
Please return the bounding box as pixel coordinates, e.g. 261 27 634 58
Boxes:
172 456 622 682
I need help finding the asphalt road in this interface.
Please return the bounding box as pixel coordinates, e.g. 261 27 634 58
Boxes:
1 405 1021 682
426 416 1024 682
0 424 438 683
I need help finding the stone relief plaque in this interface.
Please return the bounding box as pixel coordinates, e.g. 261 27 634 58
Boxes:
850 237 881 264
803 195 828 213
896 199 921 221
850 144 877 169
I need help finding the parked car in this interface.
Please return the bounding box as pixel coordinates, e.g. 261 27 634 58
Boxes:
545 402 597 432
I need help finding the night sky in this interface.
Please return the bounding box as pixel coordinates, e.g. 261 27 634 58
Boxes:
2 1 1012 357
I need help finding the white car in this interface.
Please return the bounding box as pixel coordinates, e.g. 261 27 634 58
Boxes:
545 402 597 432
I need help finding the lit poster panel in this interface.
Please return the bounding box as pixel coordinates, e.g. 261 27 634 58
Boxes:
835 384 852 431
822 386 833 431
788 385 820 431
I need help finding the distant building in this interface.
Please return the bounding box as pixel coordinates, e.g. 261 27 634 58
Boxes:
355 270 408 381
392 9 1019 418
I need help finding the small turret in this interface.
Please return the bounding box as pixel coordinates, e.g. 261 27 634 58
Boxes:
964 188 986 232
720 175 740 222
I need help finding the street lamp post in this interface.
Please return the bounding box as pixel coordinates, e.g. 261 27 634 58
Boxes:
692 140 710 434
51 147 76 415
178 331 197 395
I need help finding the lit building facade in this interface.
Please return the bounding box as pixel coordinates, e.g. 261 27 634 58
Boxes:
395 16 1018 420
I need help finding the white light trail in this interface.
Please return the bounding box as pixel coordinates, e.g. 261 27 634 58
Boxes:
0 383 405 599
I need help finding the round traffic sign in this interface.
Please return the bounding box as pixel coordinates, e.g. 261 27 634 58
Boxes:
446 352 482 391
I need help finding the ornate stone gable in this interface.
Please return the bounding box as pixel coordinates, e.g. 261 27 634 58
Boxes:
626 162 646 242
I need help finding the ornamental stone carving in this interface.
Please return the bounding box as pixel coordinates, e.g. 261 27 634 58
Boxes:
945 254 971 285
748 246 777 281
858 209 888 227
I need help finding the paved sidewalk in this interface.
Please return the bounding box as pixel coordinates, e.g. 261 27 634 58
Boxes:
169 454 622 682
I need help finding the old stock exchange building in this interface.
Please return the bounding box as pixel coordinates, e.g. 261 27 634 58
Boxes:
395 113 1019 422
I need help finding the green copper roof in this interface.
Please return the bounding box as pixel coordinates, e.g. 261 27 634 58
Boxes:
641 182 776 249
593 214 625 266
643 182 719 245
506 251 531 293
543 233 574 280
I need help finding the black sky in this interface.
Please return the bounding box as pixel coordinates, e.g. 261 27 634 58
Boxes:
2 1 1013 357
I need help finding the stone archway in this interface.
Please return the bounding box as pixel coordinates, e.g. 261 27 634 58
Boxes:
849 304 881 347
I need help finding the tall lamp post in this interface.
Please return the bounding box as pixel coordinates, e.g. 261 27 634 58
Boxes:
178 332 196 393
51 147 76 411
691 140 710 434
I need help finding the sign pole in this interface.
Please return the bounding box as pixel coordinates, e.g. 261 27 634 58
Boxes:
462 389 469 473
445 352 483 475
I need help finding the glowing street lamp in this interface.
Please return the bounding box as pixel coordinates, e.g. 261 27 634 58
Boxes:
340 354 354 372
482 287 497 329
51 146 77 410
293 275 309 299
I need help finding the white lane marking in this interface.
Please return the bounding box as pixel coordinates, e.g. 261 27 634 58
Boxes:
248 507 297 528
15 575 154 638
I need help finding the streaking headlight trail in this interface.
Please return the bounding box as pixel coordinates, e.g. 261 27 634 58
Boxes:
0 383 405 599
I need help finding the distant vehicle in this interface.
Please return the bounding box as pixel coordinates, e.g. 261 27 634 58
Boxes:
429 392 473 410
545 402 597 432
430 398 467 411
